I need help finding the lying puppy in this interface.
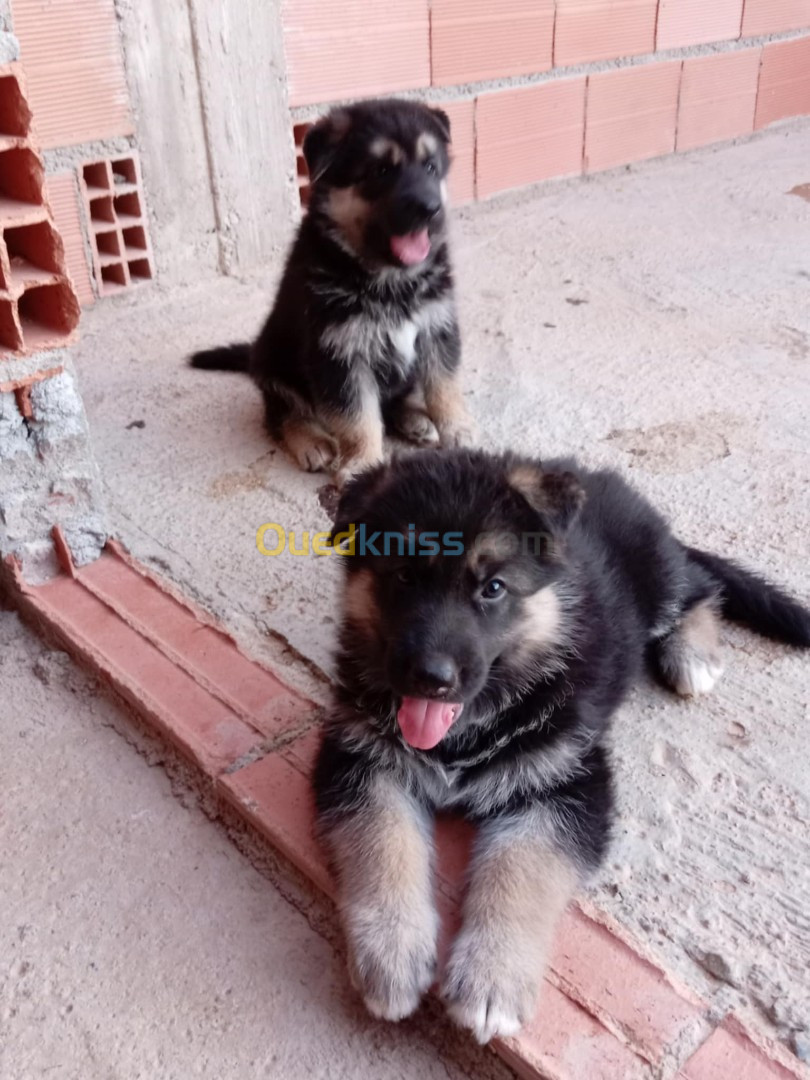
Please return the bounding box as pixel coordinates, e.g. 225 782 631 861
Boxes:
190 98 471 486
313 448 810 1042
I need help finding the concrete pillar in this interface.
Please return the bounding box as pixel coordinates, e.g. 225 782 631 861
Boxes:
186 0 298 273
114 0 220 285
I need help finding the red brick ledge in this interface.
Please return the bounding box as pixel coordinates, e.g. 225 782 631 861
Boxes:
3 548 806 1080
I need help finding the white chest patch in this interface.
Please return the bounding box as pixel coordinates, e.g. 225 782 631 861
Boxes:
389 320 418 366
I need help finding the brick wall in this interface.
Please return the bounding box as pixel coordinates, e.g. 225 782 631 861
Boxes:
11 0 157 303
283 0 810 204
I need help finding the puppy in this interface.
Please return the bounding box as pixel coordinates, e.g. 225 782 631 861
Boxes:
313 448 810 1042
190 98 472 486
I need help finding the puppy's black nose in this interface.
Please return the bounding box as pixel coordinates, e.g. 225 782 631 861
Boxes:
411 655 459 696
420 195 442 219
402 194 442 221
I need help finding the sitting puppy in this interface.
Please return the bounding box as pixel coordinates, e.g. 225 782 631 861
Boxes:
190 98 472 486
313 449 810 1042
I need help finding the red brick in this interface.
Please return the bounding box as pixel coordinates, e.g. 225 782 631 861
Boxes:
78 552 309 737
219 752 334 897
678 1023 803 1080
12 0 133 150
12 384 32 418
435 888 463 975
755 35 810 129
434 814 476 899
439 98 476 204
0 365 63 394
283 0 430 107
280 725 322 773
656 0 743 50
476 78 586 198
78 154 154 297
45 173 95 306
497 980 648 1080
677 48 761 151
585 62 682 174
549 906 703 1064
50 524 76 578
431 0 554 87
742 0 810 37
25 575 261 774
555 0 657 67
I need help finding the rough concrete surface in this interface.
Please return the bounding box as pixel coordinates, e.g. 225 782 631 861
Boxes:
0 611 510 1080
73 121 810 1053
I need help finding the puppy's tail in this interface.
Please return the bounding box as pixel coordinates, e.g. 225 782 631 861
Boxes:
686 546 810 647
189 343 251 373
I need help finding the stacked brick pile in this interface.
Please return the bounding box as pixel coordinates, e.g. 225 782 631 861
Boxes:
0 60 106 580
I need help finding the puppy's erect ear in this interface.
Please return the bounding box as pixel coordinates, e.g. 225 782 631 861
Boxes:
303 108 351 182
430 107 452 143
331 462 390 543
507 462 585 532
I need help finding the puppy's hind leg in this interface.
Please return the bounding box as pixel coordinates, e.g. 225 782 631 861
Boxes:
389 389 440 447
424 369 475 449
655 596 724 697
282 416 338 473
327 371 385 488
261 381 337 473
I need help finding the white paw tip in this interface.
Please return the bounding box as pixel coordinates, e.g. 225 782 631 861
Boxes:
364 992 421 1023
678 659 723 697
446 999 523 1044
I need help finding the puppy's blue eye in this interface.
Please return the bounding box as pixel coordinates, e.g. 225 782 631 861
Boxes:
424 159 437 176
396 567 414 585
376 160 392 179
481 579 505 600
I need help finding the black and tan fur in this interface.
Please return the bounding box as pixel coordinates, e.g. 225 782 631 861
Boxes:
313 448 810 1042
189 99 472 486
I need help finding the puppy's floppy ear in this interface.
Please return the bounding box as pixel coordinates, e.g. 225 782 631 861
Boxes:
331 462 390 542
507 462 585 532
430 107 452 143
303 108 351 182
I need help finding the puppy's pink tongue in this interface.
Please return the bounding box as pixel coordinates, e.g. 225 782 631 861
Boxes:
390 229 431 266
397 697 460 750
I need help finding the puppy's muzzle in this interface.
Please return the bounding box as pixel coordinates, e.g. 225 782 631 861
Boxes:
407 654 460 699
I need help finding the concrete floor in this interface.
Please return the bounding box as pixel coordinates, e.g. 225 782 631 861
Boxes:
0 610 512 1080
71 121 810 1053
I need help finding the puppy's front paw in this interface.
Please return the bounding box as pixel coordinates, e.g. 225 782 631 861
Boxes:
437 417 476 449
296 435 338 473
345 905 439 1022
442 930 539 1043
396 408 440 447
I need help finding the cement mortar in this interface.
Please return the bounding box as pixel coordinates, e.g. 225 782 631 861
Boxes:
0 356 108 577
0 29 19 62
42 137 137 175
0 390 31 460
76 120 810 1054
